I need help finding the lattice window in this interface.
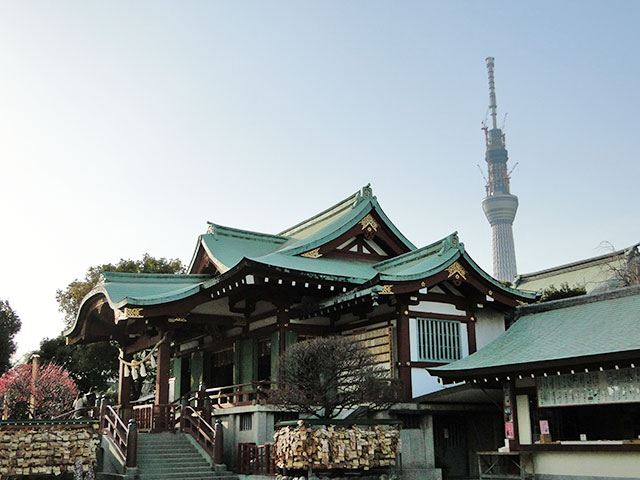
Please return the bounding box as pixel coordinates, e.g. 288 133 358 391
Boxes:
239 413 253 431
416 318 462 362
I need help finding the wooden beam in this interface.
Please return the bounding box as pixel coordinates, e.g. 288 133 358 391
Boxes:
123 333 163 355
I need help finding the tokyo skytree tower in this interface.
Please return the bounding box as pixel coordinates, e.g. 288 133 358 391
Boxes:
481 57 519 282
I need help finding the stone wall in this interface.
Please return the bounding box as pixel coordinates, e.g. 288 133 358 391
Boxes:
0 420 100 477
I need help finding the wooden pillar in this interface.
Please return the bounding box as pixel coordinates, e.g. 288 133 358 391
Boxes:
118 351 133 416
467 312 478 355
126 418 138 468
396 302 412 402
277 307 289 357
503 381 520 450
155 339 170 406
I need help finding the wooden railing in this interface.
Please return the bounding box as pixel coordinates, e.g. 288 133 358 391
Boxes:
206 380 270 408
133 404 175 432
238 442 277 476
180 405 223 464
101 405 137 468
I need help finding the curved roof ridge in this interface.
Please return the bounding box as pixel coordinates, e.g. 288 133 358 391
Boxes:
206 222 289 243
374 232 459 271
101 272 211 283
278 184 372 237
460 251 538 300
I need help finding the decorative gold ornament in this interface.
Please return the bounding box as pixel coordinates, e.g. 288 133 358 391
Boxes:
168 317 188 323
516 300 528 306
359 214 379 232
445 262 468 281
301 248 322 258
124 307 144 318
380 284 394 295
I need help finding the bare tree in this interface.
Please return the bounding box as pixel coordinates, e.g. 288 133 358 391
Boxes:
598 242 640 288
269 336 400 419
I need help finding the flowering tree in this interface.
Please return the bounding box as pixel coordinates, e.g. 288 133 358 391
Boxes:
0 363 79 419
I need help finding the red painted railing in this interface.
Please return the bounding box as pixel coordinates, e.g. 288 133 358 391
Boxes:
101 405 137 467
180 405 224 463
206 380 270 408
133 404 175 432
238 442 277 476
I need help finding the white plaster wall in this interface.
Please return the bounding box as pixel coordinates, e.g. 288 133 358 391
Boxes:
460 323 470 358
409 318 419 361
412 301 466 316
475 308 506 350
516 394 532 445
411 369 444 397
532 451 640 478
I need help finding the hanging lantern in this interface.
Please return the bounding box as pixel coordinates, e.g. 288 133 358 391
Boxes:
140 363 147 377
124 365 130 378
150 354 157 369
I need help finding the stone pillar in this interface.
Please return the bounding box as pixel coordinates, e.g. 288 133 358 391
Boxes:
29 354 40 419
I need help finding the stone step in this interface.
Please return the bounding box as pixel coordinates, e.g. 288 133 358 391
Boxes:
137 474 236 480
138 459 212 472
138 446 200 454
135 432 235 480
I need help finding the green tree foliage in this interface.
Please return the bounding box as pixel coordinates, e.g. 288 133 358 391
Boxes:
0 301 21 375
48 254 184 395
540 282 586 302
269 337 400 419
37 336 119 394
56 253 185 329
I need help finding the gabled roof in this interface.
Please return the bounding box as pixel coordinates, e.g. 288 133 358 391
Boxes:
189 185 416 276
430 285 640 380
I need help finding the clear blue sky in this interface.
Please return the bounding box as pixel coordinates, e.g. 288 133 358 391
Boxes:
1 1 638 359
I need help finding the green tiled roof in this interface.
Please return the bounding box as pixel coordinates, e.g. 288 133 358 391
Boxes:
198 223 287 272
92 272 210 307
431 286 640 377
69 185 538 341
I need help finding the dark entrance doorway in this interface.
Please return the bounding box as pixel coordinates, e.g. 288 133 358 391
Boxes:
434 414 468 479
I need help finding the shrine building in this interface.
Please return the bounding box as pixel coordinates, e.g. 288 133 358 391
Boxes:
65 185 537 479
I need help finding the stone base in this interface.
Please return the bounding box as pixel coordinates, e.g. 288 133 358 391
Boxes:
401 467 442 480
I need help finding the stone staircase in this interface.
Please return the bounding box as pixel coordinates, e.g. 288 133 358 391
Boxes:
136 432 236 480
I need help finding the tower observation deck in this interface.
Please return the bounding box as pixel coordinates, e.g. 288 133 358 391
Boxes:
481 57 519 282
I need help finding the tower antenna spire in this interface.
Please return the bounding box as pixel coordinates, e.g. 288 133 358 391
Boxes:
486 57 498 130
481 56 519 283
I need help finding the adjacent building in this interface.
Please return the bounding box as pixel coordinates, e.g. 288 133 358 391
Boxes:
431 285 640 479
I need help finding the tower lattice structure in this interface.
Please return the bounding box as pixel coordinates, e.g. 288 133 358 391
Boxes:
481 57 518 283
